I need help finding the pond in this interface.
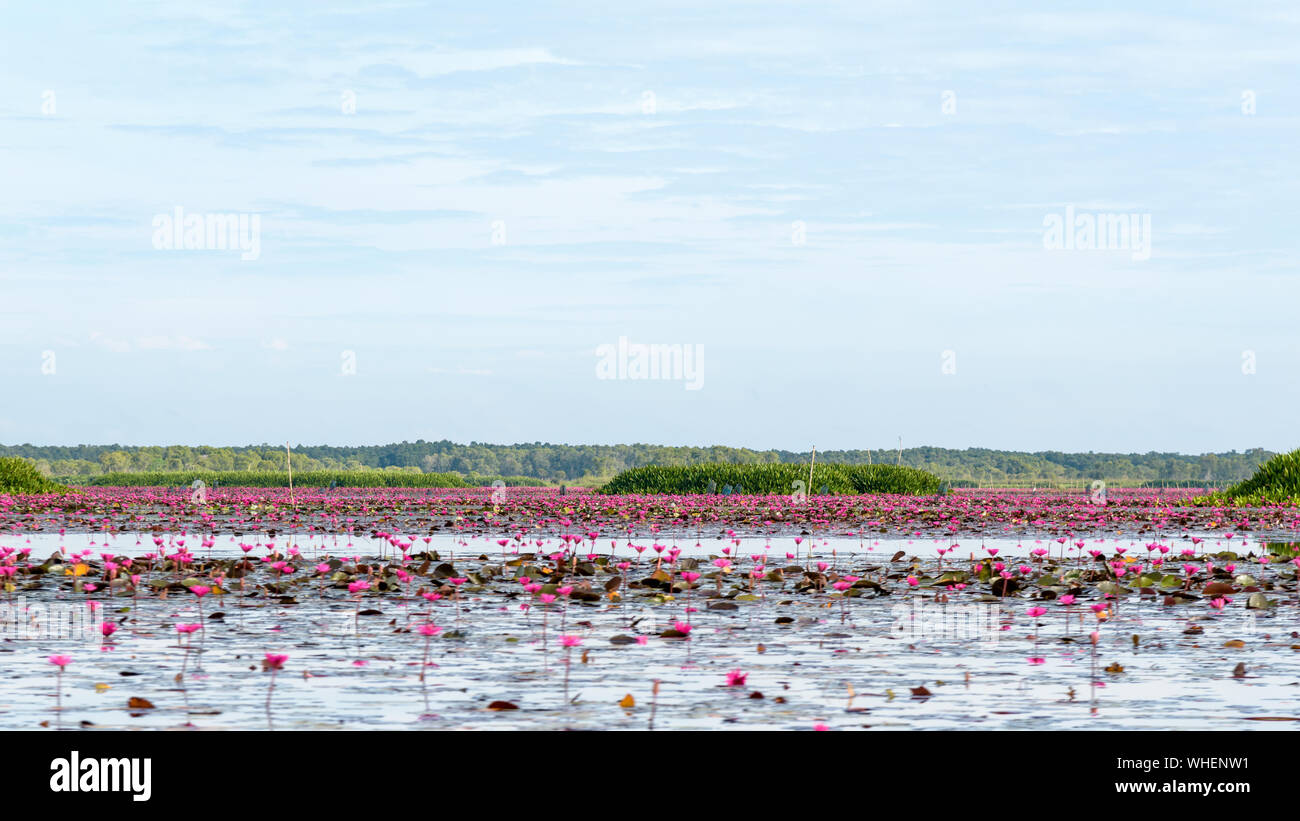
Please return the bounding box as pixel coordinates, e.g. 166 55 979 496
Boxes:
1 530 1296 730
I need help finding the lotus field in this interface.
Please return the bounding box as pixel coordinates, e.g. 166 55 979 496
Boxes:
1 484 1298 730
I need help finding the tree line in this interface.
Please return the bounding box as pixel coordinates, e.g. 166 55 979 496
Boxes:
0 441 1276 486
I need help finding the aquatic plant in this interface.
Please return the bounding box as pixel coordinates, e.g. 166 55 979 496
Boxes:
560 634 581 707
599 463 941 495
0 457 65 494
263 652 288 726
1215 448 1300 503
417 623 442 681
48 655 71 723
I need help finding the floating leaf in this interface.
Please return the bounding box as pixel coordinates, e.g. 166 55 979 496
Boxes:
127 697 155 709
487 700 519 711
618 694 635 708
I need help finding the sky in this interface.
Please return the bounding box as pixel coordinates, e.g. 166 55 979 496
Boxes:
1 1 1297 454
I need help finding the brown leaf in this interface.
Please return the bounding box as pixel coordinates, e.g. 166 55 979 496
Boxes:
1105 662 1125 673
1223 639 1246 648
1233 663 1247 678
127 697 155 709
910 686 932 698
487 700 519 711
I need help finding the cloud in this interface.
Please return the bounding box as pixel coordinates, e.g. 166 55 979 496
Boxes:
428 366 493 376
89 332 132 353
89 333 213 353
136 335 213 351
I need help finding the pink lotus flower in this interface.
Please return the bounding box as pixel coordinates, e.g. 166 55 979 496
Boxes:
263 653 288 671
49 655 72 668
560 635 582 648
726 669 747 686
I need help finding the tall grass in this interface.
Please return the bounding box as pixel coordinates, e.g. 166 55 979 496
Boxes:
0 457 66 494
1213 449 1300 503
81 470 470 488
465 475 551 487
598 463 941 495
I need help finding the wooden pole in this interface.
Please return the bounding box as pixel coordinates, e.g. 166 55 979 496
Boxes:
286 441 294 509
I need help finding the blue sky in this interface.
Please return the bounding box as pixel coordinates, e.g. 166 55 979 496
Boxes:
2 1 1297 453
